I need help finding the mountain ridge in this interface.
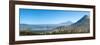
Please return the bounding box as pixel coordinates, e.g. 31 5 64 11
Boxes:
51 15 90 33
20 15 90 35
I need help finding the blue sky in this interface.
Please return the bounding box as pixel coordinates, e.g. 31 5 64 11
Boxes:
19 8 90 24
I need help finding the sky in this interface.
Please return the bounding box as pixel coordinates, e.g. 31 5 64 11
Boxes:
19 8 90 24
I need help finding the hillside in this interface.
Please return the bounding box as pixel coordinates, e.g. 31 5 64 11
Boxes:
50 15 90 34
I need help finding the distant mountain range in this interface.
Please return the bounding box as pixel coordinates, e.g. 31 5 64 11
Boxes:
61 21 73 24
20 21 73 31
20 15 90 35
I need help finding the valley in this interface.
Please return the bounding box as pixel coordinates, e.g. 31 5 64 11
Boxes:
20 15 90 35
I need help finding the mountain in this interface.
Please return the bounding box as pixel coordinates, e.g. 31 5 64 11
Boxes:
60 21 73 26
52 15 90 33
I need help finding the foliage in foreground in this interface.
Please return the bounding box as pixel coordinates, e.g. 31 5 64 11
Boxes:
20 29 90 36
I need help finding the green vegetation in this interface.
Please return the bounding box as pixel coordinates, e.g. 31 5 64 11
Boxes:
20 29 90 36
